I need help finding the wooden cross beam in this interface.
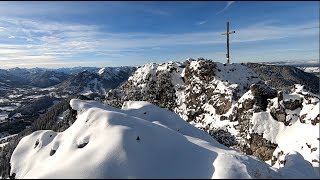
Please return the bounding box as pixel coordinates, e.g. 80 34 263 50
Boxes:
222 21 235 64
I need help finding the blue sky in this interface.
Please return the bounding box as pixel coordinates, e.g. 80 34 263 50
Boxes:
0 1 319 68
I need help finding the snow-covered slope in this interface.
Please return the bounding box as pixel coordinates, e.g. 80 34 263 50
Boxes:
264 85 320 173
105 58 319 173
10 99 317 178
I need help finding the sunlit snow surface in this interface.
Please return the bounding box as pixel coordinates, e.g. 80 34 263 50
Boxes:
11 99 318 178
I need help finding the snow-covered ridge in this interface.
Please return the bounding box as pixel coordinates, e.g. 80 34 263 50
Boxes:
121 59 264 136
10 99 318 178
105 58 319 174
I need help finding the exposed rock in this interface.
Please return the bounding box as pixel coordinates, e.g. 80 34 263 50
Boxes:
311 114 320 125
250 83 277 98
249 133 278 161
283 99 302 110
242 98 255 110
277 91 283 101
270 105 287 123
102 59 319 165
214 96 232 115
208 129 237 147
250 83 277 111
76 95 92 100
105 62 180 112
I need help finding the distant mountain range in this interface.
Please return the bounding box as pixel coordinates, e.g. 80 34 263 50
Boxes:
258 59 319 67
56 66 136 95
0 66 136 90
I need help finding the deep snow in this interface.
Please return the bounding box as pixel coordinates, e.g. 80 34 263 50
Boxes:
10 99 318 178
122 60 319 171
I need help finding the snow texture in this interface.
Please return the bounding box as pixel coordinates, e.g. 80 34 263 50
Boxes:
10 99 318 178
107 59 319 172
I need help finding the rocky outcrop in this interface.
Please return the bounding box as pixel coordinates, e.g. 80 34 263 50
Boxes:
183 59 218 121
270 106 287 123
208 129 237 147
232 84 278 159
103 59 319 165
282 98 302 110
106 62 181 112
250 83 277 111
248 133 278 161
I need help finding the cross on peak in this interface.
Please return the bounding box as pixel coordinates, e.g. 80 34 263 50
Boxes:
221 21 236 64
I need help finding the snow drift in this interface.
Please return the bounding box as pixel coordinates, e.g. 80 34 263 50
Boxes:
10 99 318 178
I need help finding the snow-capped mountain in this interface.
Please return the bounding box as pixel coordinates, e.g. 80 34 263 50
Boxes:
0 66 136 90
10 99 318 178
105 58 319 173
57 67 136 95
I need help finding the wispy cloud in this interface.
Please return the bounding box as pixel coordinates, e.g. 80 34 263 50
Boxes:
0 16 318 68
197 20 208 25
216 1 235 15
1 60 113 69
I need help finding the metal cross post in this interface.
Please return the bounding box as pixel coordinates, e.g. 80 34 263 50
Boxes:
222 21 235 64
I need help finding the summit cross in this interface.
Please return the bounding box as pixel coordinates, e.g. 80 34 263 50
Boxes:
221 21 236 64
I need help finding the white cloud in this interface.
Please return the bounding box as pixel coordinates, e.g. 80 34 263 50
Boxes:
0 55 56 61
0 16 318 68
0 49 26 54
197 20 208 25
216 1 235 15
1 59 113 69
232 21 319 43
